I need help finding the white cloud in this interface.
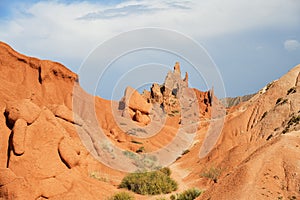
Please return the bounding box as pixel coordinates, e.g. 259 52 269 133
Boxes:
284 39 300 51
0 0 299 70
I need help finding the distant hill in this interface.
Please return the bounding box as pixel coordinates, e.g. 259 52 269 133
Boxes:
221 93 255 107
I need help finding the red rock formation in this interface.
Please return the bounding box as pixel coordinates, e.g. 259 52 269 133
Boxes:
1 41 300 200
0 42 123 199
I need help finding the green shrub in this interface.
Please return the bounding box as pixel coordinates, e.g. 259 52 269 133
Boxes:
159 167 171 176
108 192 134 200
200 167 222 183
136 146 145 153
119 169 178 195
170 188 202 200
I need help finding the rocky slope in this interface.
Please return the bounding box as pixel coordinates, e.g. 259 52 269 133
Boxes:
0 42 124 199
179 65 300 200
0 41 299 200
221 93 255 108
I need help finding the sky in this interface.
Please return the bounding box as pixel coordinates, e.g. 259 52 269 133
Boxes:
0 0 299 99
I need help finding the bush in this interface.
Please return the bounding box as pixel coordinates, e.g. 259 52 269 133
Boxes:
159 167 171 176
119 169 178 195
170 188 202 200
108 192 134 200
200 167 222 183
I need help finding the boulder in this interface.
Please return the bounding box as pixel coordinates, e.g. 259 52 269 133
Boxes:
12 119 27 155
5 99 41 125
123 86 152 114
58 137 80 168
151 83 164 104
134 110 151 125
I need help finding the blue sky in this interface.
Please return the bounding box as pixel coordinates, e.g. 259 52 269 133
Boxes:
0 0 299 99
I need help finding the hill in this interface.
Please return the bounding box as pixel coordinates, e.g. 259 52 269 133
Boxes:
0 41 299 199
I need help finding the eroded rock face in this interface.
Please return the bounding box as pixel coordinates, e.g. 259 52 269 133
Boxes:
150 83 164 105
12 119 27 155
119 62 215 126
4 41 300 200
120 86 152 125
0 42 118 199
296 72 300 86
5 99 41 125
123 86 152 114
134 110 151 125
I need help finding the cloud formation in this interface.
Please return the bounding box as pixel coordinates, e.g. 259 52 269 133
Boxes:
0 0 299 98
284 39 300 51
77 1 191 20
1 0 299 56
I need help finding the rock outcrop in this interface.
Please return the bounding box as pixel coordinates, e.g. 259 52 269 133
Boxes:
119 62 216 127
1 41 300 200
119 86 152 125
0 42 122 199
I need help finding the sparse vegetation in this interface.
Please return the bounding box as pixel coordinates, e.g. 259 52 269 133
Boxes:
288 196 297 200
119 168 178 195
170 188 202 200
159 167 172 176
108 192 134 200
282 114 300 134
136 146 145 153
90 171 109 182
171 110 180 115
123 150 159 170
276 98 283 105
126 128 147 135
266 134 273 141
182 149 190 155
266 82 274 91
287 87 296 95
288 115 300 126
168 113 175 117
131 140 143 145
282 128 288 134
261 111 268 120
123 150 136 159
200 167 222 183
276 98 288 105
